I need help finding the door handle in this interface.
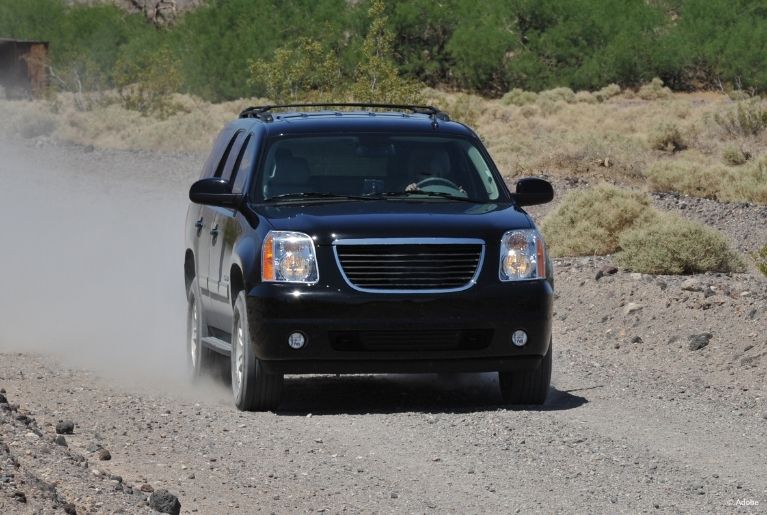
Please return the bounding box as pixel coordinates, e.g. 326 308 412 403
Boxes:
210 224 219 237
194 217 203 230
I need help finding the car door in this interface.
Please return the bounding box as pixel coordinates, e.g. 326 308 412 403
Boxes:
206 132 250 331
197 130 240 309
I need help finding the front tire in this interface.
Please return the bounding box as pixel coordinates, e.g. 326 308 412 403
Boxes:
231 292 283 411
498 340 552 405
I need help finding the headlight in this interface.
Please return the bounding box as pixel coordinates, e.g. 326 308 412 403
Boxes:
262 231 319 284
499 229 546 281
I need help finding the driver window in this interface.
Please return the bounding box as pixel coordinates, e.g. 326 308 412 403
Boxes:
467 146 499 200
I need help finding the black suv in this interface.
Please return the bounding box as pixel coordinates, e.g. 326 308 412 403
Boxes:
185 103 554 411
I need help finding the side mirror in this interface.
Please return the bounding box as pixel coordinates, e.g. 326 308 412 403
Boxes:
514 177 554 206
189 178 243 208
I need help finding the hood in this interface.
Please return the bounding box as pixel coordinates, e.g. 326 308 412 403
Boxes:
250 200 533 246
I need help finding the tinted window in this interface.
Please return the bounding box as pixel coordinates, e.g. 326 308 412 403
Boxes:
213 131 242 178
220 131 246 181
200 129 235 179
254 134 502 202
231 136 256 194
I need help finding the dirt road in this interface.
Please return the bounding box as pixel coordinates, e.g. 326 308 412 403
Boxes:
1 138 765 514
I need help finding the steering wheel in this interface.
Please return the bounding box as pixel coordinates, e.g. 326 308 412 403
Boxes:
416 177 461 190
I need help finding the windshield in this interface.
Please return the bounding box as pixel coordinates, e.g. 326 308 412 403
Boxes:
252 134 504 203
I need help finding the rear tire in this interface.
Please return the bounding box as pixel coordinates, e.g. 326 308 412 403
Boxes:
231 291 283 411
499 340 552 405
187 279 216 380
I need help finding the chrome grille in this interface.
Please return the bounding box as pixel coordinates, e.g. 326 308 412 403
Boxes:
333 238 484 292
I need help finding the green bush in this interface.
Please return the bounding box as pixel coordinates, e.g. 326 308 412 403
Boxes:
114 48 182 118
617 215 743 274
638 78 672 100
541 184 658 257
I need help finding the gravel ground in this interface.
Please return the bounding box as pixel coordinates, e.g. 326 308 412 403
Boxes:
0 137 766 514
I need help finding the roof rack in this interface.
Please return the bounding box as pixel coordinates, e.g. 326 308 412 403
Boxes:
238 103 450 123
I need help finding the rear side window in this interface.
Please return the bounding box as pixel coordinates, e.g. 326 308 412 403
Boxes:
231 136 256 194
200 129 235 179
214 131 244 178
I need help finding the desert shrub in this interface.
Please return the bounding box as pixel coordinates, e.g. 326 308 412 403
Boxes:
114 48 182 118
501 88 538 106
722 146 750 166
644 161 721 199
754 245 767 277
574 91 597 104
728 90 752 102
538 87 576 104
617 214 743 274
249 38 341 103
541 184 658 257
594 83 621 102
638 78 672 100
350 0 423 104
712 98 767 138
648 123 686 152
645 158 767 204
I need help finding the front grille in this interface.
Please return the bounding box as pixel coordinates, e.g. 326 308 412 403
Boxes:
330 329 492 352
334 240 484 292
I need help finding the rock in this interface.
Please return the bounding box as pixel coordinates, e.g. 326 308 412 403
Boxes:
630 272 643 281
97 448 111 461
624 303 643 315
63 503 77 514
54 435 67 447
13 491 26 503
55 420 75 435
689 333 713 351
0 392 7 404
631 336 643 344
140 483 154 493
86 442 103 453
595 265 618 281
681 278 703 292
149 489 181 515
656 280 667 290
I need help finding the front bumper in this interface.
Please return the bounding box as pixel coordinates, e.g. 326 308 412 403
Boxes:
245 279 553 375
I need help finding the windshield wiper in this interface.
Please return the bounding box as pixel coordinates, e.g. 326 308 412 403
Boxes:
373 190 485 203
264 192 375 202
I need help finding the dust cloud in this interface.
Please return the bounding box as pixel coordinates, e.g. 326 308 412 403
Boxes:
0 138 196 390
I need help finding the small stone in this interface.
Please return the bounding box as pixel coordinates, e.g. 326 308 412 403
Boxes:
688 333 713 351
595 265 618 281
0 392 7 404
54 435 67 447
314 438 323 444
97 448 111 461
13 491 26 503
86 442 103 453
391 492 399 499
747 308 758 320
63 503 77 514
624 302 643 315
149 489 181 515
656 280 667 290
630 336 643 344
681 278 703 292
140 483 154 493
55 420 75 435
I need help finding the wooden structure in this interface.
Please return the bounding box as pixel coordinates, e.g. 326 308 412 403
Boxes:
0 38 49 98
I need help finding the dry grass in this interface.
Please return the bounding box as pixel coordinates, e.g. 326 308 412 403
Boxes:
541 184 743 275
2 85 767 204
617 214 744 274
540 184 659 257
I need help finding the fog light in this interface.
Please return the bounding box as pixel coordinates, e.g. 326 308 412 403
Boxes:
511 330 528 347
288 332 306 350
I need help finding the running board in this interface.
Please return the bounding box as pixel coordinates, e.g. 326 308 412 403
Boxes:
201 336 232 356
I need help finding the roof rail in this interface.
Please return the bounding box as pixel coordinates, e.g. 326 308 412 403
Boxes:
238 103 450 123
